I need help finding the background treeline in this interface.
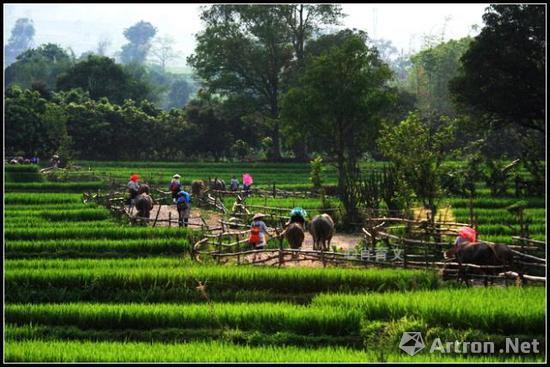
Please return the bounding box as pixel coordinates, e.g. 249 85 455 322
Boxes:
4 4 545 167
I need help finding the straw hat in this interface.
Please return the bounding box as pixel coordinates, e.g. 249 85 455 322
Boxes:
252 213 266 221
173 174 181 179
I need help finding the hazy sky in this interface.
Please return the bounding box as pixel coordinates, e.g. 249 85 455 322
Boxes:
4 3 490 68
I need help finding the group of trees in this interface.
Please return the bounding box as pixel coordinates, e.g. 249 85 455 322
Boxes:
5 5 545 222
5 86 268 161
4 19 196 110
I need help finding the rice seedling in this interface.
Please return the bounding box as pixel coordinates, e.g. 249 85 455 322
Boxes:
5 302 361 336
5 193 84 205
5 339 372 363
312 287 545 334
5 226 193 241
5 182 106 192
6 239 191 259
4 339 542 362
5 260 440 303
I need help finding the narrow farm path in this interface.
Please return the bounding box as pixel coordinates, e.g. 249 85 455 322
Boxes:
146 204 223 229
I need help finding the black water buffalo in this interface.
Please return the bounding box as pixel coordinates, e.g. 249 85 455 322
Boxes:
208 178 226 191
285 222 305 250
309 214 334 251
135 184 153 219
444 242 516 285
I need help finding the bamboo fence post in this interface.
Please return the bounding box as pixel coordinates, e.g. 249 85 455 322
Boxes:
278 236 284 267
236 234 241 265
217 234 222 264
402 238 408 268
424 241 428 269
152 203 162 227
168 211 172 228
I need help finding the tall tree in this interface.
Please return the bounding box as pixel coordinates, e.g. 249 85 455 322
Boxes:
280 4 343 74
279 4 343 160
150 35 181 71
5 43 74 90
281 30 394 223
4 18 35 66
96 36 111 56
57 55 151 104
5 85 69 157
450 4 545 134
188 5 293 160
407 37 472 117
166 77 192 109
120 21 157 65
378 112 457 220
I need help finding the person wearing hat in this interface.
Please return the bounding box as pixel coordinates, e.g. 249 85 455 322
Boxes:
169 174 182 203
127 174 141 211
454 226 477 246
51 154 61 168
176 190 191 227
249 213 268 249
288 207 307 226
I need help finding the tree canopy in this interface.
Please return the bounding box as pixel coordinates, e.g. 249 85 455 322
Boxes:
4 18 35 66
5 43 74 90
56 55 152 104
449 4 545 133
120 21 158 65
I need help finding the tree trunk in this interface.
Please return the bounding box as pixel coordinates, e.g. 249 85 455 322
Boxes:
269 96 282 161
293 137 308 162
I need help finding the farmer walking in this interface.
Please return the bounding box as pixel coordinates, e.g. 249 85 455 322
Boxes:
230 175 239 191
127 174 141 212
176 190 191 227
169 174 182 203
243 173 253 196
249 213 268 250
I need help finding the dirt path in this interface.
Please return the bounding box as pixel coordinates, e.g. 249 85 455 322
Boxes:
242 228 364 268
130 204 223 229
128 204 365 267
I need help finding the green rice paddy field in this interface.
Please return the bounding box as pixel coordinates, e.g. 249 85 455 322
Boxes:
3 163 546 362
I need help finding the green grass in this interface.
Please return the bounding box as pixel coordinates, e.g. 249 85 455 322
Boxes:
4 339 367 362
5 259 440 303
5 339 543 362
312 287 546 335
5 302 360 336
5 193 84 205
448 197 545 209
5 226 193 241
6 239 191 259
6 181 106 192
4 208 111 222
5 165 44 182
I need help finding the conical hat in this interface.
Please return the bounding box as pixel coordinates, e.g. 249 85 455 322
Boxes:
252 213 266 221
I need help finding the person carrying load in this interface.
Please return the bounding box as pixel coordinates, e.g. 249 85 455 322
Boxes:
176 190 191 227
169 174 182 203
249 213 268 249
